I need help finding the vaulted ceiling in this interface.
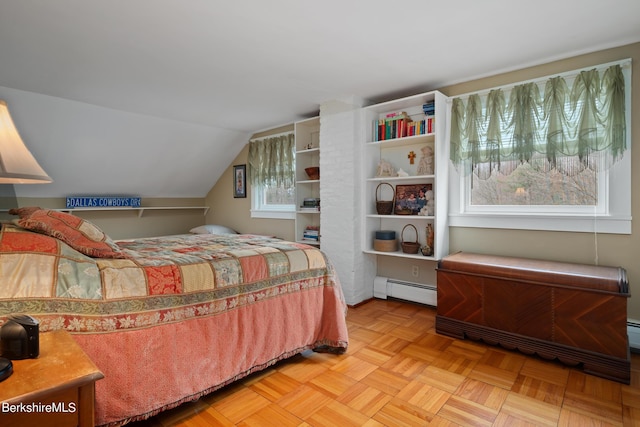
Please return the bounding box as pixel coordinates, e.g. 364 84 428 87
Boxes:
1 0 639 198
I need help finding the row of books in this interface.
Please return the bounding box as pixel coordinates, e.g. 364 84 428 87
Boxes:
302 226 320 242
372 112 435 142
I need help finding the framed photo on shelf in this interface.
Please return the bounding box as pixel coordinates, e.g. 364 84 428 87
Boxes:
233 164 246 198
395 183 432 215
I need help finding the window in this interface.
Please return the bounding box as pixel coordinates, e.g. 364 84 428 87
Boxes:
247 133 296 219
251 181 296 219
473 163 596 206
449 60 631 234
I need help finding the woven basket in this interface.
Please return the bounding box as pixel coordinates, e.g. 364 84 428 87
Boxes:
376 183 395 215
373 239 397 252
401 224 420 254
395 208 413 215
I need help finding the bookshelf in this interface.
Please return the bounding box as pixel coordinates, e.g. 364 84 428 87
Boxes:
362 90 449 260
294 116 321 246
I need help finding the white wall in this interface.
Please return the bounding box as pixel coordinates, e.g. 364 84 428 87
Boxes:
319 97 376 305
0 86 250 199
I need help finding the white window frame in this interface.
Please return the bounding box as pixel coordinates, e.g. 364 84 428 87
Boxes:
250 184 295 219
448 154 630 234
448 61 632 235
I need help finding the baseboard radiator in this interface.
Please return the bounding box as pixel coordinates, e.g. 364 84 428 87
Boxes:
628 321 640 352
373 276 437 307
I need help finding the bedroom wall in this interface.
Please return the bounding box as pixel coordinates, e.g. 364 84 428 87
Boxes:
196 43 640 319
204 124 296 241
0 83 250 239
0 196 207 239
0 86 249 200
378 42 640 320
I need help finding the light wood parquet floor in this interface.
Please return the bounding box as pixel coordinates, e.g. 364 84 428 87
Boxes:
129 298 640 426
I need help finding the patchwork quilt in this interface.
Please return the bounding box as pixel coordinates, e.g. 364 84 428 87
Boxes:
0 222 348 426
0 224 342 334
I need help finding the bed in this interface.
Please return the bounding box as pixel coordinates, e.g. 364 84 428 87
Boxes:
0 208 349 427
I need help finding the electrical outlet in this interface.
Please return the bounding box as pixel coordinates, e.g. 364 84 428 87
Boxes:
412 265 419 277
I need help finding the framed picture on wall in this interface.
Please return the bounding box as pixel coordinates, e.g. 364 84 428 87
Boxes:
233 164 246 198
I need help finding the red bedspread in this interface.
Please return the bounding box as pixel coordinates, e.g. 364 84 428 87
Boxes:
0 226 348 426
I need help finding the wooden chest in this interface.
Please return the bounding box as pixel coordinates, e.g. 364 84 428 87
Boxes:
436 252 630 383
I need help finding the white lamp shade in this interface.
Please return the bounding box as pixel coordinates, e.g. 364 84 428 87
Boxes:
0 100 52 184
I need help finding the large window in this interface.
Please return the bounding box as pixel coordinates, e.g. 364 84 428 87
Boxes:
470 159 602 210
449 60 631 234
248 133 296 219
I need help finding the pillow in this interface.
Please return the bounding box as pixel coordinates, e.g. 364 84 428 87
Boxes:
8 206 42 218
189 224 238 235
17 209 127 259
0 223 61 255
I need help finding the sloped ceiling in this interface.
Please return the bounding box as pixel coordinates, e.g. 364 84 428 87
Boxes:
0 0 639 198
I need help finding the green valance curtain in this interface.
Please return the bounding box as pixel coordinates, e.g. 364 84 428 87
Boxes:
247 133 295 187
450 62 628 179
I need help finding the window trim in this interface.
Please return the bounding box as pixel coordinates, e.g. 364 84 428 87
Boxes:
448 150 631 234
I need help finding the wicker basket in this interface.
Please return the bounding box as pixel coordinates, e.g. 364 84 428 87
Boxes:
395 208 413 215
373 239 397 252
376 183 395 215
401 224 420 254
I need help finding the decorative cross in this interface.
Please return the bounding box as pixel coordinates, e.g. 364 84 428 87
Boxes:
408 151 416 164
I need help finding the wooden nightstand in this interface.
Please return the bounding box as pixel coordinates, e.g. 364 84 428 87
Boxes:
0 329 104 427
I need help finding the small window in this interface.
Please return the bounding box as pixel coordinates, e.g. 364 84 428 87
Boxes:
247 133 296 219
251 182 295 219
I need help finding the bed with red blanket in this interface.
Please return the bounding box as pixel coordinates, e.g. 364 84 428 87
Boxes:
0 208 348 427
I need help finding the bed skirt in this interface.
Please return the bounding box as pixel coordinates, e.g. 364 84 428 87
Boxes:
72 284 348 427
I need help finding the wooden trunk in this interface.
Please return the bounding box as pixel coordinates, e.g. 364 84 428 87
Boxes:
436 252 630 384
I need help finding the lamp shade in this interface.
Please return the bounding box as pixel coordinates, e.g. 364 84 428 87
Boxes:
0 100 52 184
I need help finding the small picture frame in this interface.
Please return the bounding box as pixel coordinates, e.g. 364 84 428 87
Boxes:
233 164 246 198
395 183 432 215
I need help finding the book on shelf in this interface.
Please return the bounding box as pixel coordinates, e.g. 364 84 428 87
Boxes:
372 111 411 141
422 101 435 115
303 235 319 242
374 115 435 141
303 226 320 241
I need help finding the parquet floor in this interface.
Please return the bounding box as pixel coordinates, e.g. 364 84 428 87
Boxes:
129 298 640 426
